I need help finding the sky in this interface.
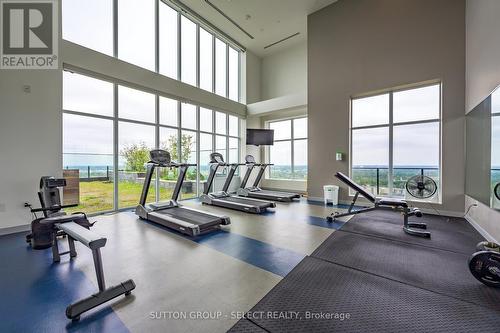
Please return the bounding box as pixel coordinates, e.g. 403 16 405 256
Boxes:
352 85 441 168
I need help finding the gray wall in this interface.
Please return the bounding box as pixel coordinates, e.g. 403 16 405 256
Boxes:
308 0 466 214
466 0 500 112
465 0 500 242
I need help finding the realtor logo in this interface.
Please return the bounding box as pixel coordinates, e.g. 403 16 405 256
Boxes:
1 0 58 69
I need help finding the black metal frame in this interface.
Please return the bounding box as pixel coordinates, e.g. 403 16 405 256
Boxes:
139 159 195 206
31 177 135 321
327 172 430 238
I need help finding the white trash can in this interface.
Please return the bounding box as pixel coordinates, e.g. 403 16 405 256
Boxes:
323 185 339 205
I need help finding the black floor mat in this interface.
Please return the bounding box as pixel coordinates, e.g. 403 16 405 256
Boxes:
339 210 483 254
312 230 500 310
242 256 500 333
228 319 268 332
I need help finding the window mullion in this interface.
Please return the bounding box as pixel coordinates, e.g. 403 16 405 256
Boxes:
113 0 118 58
113 83 119 211
388 92 394 196
155 94 160 201
212 35 216 93
177 11 181 81
226 114 229 164
226 43 229 98
196 106 200 197
196 23 200 88
155 0 159 74
291 122 295 178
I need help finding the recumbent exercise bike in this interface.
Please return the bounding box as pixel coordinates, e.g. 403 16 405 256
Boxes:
26 176 135 321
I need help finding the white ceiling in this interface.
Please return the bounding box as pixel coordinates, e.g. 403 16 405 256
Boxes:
180 0 338 57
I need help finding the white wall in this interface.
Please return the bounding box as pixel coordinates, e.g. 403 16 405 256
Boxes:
465 0 500 242
245 51 262 104
0 70 62 233
261 41 307 100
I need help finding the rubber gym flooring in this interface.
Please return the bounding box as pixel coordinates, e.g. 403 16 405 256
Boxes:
2 199 499 332
230 210 500 332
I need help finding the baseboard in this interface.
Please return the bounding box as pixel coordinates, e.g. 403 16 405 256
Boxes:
0 223 30 236
418 208 464 218
307 197 464 217
307 196 367 206
465 214 498 243
261 186 307 195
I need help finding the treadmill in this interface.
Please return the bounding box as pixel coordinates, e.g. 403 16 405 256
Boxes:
135 149 230 236
199 153 276 213
237 155 301 202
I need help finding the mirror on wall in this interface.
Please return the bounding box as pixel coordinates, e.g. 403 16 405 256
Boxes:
493 90 500 209
466 86 500 210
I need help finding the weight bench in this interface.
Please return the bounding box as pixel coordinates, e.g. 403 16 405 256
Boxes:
327 172 429 238
40 215 136 321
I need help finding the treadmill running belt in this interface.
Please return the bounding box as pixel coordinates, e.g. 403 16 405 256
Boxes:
258 190 298 197
221 196 273 207
153 207 221 225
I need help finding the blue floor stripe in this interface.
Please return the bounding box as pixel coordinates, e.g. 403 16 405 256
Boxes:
0 232 129 333
306 215 346 229
141 217 304 277
193 230 305 277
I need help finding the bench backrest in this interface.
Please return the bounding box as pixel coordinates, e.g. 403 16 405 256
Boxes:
335 172 376 203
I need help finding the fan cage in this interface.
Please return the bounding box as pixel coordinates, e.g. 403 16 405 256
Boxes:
405 175 438 199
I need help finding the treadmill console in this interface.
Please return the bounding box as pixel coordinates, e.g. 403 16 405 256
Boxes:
40 177 66 189
245 155 256 164
150 149 171 165
210 152 224 164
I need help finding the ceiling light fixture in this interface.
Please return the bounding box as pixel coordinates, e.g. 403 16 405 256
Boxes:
264 32 300 49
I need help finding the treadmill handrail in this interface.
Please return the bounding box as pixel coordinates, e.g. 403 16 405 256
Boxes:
139 154 197 206
209 162 245 167
147 160 196 168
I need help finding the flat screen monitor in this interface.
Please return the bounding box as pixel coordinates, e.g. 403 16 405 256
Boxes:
246 129 274 146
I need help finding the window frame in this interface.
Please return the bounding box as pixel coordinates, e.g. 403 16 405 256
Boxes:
62 69 241 213
349 82 443 201
62 0 241 102
265 116 308 181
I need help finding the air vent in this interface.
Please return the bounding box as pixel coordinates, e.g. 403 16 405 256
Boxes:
204 0 254 39
264 32 300 49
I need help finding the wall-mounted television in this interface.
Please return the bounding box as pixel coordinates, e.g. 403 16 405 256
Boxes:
246 129 274 146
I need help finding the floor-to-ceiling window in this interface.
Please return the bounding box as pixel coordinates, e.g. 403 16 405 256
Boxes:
62 0 113 56
62 72 114 214
266 117 308 180
159 2 178 79
350 83 442 200
62 71 241 213
118 0 156 71
117 86 156 208
62 0 241 101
